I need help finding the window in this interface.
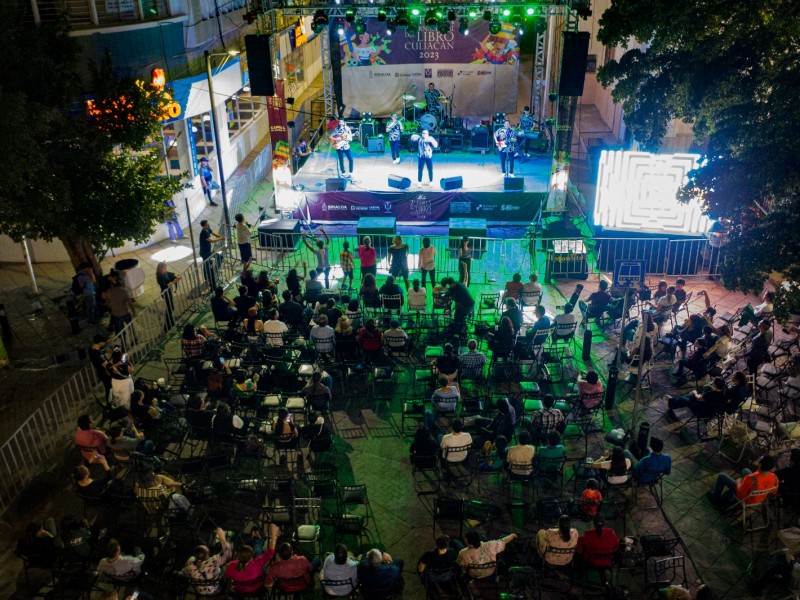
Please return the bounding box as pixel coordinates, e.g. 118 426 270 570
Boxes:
191 113 215 159
159 121 184 178
226 88 262 136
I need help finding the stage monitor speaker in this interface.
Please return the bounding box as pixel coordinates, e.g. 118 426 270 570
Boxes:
440 176 463 190
504 177 525 191
244 35 274 96
359 122 375 140
257 218 301 249
367 136 385 153
559 31 590 97
470 128 490 152
388 175 411 190
325 178 347 191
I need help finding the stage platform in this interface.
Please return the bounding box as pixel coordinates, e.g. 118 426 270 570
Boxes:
289 140 552 225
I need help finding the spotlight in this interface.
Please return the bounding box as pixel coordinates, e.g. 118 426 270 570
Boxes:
502 8 510 16
489 18 501 35
411 8 420 16
424 9 437 27
438 20 449 34
355 18 366 34
447 10 456 21
511 9 522 28
377 8 387 22
345 8 355 22
312 9 328 33
483 10 491 21
526 7 535 16
396 9 409 28
458 17 469 35
468 9 477 18
386 18 395 34
362 112 372 120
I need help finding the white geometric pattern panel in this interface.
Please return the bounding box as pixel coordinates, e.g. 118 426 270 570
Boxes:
593 151 712 235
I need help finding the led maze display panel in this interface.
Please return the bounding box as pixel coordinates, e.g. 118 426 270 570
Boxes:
593 151 713 235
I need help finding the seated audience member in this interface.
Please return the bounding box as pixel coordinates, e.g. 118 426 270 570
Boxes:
506 430 536 476
408 279 428 311
185 394 214 435
132 390 162 426
504 273 524 301
273 407 299 449
749 547 800 597
60 514 92 560
231 370 259 407
410 426 440 464
321 297 343 326
301 412 333 459
345 299 363 327
490 316 516 356
739 290 775 327
418 535 461 586
704 324 732 365
527 394 565 446
526 305 552 342
303 371 332 411
360 273 381 308
440 418 472 462
225 524 280 595
473 397 517 444
310 314 336 354
107 423 155 458
379 275 405 304
358 319 383 361
241 306 264 342
672 340 710 380
181 324 212 358
724 371 750 414
73 465 115 500
357 548 404 593
134 469 190 514
580 479 603 519
633 437 671 483
182 527 232 595
777 448 800 506
234 285 258 321
335 315 354 338
478 435 508 472
501 298 524 334
210 286 238 325
97 539 145 580
666 376 726 418
708 454 778 509
579 280 611 320
279 290 305 330
432 278 451 311
675 313 708 355
435 344 460 384
263 308 288 345
321 543 358 597
75 414 109 465
592 446 632 486
459 339 487 379
744 319 772 374
265 542 317 593
576 371 604 411
305 270 323 304
457 530 518 579
384 319 410 351
553 303 579 339
672 278 687 309
211 403 245 444
522 273 543 302
649 285 677 325
577 515 619 583
16 520 60 568
537 431 566 460
537 515 579 566
432 375 460 415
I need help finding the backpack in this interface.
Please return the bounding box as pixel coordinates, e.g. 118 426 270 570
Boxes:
71 275 84 296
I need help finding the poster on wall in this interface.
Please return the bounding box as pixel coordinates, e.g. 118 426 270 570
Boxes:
105 0 136 13
339 18 519 118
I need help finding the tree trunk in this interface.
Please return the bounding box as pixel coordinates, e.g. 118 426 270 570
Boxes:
60 235 102 277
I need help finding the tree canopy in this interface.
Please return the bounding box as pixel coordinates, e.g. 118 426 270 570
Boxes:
596 0 800 294
0 6 184 271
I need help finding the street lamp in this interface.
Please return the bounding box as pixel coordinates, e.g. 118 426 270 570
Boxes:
204 49 239 238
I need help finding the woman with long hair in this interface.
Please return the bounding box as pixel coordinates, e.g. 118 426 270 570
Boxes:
491 316 516 356
242 306 264 343
594 445 632 485
273 407 299 449
388 235 411 290
419 237 437 289
285 264 307 302
537 515 579 565
360 272 380 308
458 237 472 287
156 261 180 330
224 524 280 594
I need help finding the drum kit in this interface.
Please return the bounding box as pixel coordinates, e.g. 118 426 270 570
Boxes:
397 91 452 133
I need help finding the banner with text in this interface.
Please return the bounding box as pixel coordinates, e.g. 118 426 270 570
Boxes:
339 18 519 119
300 191 543 223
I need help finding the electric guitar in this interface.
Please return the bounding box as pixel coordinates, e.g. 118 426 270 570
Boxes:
495 129 518 152
331 128 353 150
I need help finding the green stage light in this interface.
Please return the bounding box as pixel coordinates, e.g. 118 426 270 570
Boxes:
526 7 536 16
483 9 491 21
511 9 522 27
447 9 456 21
355 18 366 34
458 16 469 35
377 8 387 22
489 18 501 34
411 8 420 16
345 8 355 22
425 8 438 26
502 8 510 16
468 9 477 17
312 9 328 33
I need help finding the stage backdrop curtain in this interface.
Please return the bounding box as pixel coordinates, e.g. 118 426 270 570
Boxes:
339 18 519 119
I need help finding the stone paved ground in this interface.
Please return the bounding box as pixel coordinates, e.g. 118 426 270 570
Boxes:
3 261 791 599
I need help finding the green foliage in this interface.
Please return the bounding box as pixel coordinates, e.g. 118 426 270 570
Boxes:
0 6 184 266
597 0 800 296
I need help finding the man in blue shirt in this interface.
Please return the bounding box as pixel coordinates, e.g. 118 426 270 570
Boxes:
357 548 404 593
198 157 218 206
199 219 223 289
633 437 671 484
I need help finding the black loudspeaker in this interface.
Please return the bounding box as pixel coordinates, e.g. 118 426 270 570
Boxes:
359 122 375 140
325 178 347 191
388 175 411 190
440 176 463 190
470 128 490 152
245 35 274 96
582 328 593 360
559 31 590 97
367 137 385 153
504 177 524 191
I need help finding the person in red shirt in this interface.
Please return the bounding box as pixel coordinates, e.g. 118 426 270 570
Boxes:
224 523 280 594
504 273 524 301
577 515 619 583
75 414 109 465
708 455 779 508
358 236 377 279
265 542 319 593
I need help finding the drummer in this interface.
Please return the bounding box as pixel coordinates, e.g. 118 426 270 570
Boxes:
424 83 442 118
519 106 536 157
386 113 403 164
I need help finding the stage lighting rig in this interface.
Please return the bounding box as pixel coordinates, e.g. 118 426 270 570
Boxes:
424 8 437 27
489 17 501 34
355 17 367 34
447 9 456 21
438 20 449 34
511 9 522 28
458 17 469 35
312 9 328 33
482 9 492 21
386 18 396 34
396 8 409 28
377 8 387 21
345 8 355 22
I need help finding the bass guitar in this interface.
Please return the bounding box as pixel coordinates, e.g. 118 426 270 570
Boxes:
331 129 353 150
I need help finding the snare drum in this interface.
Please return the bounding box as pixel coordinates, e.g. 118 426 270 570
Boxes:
419 112 438 132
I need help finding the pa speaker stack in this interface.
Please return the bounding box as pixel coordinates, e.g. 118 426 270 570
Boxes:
388 175 411 190
244 35 275 96
325 178 347 191
440 176 463 190
504 177 524 191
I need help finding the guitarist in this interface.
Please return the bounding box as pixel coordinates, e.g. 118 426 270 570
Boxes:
493 119 518 177
330 119 355 178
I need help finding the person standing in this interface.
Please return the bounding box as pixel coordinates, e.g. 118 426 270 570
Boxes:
198 157 218 206
518 106 535 156
494 119 518 177
103 273 136 339
458 237 472 287
331 119 354 178
234 213 253 264
411 130 439 187
388 236 411 291
89 334 112 402
293 137 312 171
302 227 331 288
424 83 442 118
386 113 403 164
75 261 100 325
419 237 437 289
447 277 475 328
358 236 377 278
339 241 355 289
156 261 180 331
163 198 184 241
199 220 224 290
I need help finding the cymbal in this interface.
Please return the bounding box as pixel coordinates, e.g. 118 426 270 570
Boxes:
412 102 426 108
401 94 416 101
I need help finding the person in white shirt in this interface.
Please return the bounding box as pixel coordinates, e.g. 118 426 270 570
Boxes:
523 273 542 295
553 303 579 339
418 238 437 289
440 418 472 462
506 430 536 476
263 308 289 346
408 278 427 311
384 319 410 350
310 315 335 354
432 375 460 414
97 539 144 580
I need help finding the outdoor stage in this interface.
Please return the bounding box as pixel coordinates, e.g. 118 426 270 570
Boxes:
287 140 552 225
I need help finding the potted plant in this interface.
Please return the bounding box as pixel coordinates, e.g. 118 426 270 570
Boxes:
773 280 800 325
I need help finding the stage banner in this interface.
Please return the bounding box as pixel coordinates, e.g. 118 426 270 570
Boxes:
299 191 543 223
339 18 519 119
267 79 290 152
